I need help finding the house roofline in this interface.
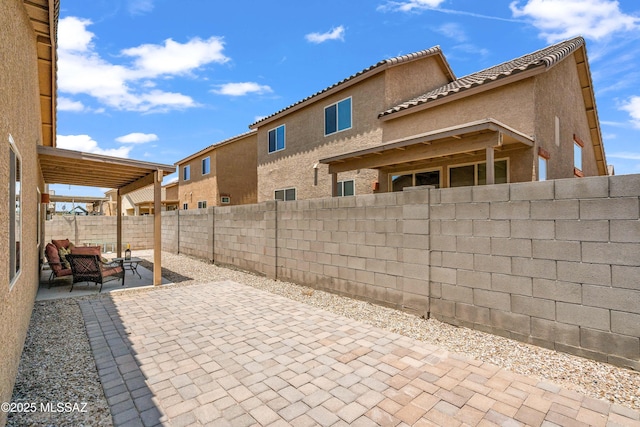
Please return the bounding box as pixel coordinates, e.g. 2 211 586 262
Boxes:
174 129 257 166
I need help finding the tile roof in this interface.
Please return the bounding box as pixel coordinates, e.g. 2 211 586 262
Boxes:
174 129 256 165
380 36 586 118
249 46 453 128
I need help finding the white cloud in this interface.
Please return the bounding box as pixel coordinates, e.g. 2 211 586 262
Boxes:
378 0 445 12
57 17 229 112
212 82 273 97
305 26 346 44
620 95 640 128
57 97 86 112
607 152 640 160
57 135 133 158
115 133 159 144
510 0 640 42
122 36 229 78
434 22 468 42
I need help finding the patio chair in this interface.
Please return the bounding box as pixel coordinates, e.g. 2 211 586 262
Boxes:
44 242 72 287
66 254 125 293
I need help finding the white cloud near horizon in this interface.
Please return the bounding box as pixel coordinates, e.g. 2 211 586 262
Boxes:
607 152 640 160
510 0 640 42
57 134 133 158
127 0 154 15
57 96 86 112
57 16 230 113
212 82 273 96
305 26 346 44
620 96 640 128
378 0 445 12
115 133 159 144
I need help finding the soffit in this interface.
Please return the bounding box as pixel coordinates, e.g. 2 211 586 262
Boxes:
38 146 176 193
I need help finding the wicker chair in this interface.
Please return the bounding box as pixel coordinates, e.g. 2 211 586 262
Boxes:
66 254 125 292
44 243 72 287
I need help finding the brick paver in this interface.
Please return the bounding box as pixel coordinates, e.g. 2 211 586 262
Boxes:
80 281 640 426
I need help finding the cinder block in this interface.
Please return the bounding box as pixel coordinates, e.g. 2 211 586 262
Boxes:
441 252 474 270
455 303 490 325
429 298 455 318
555 220 609 242
582 242 639 267
440 186 473 203
490 310 530 335
555 176 609 199
491 238 532 258
474 289 511 311
430 235 457 252
580 328 639 360
557 261 610 286
399 248 428 264
556 302 610 330
440 220 473 236
490 201 530 220
473 254 511 274
430 204 456 220
512 257 556 280
456 202 490 219
457 236 491 254
532 279 582 304
403 262 430 280
431 267 457 285
510 220 555 239
610 220 640 243
457 270 491 290
582 285 640 314
472 220 510 238
491 273 532 296
403 219 429 235
510 180 555 200
531 240 581 262
511 295 555 320
402 186 430 204
531 318 580 346
612 265 640 291
401 277 429 296
441 284 473 304
471 184 510 202
530 200 579 220
403 204 430 220
580 198 639 220
609 174 640 197
611 311 640 337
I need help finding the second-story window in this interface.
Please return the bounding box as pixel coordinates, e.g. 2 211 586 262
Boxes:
202 157 210 175
268 125 285 153
183 165 191 181
325 97 352 136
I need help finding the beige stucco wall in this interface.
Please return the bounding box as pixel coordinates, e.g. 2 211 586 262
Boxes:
257 55 454 202
178 133 257 209
534 51 601 179
0 0 46 422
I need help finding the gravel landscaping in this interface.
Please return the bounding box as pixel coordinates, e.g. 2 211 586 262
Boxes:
8 250 639 425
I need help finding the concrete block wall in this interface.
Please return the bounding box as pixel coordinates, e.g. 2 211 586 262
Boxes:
428 175 640 370
162 211 179 253
46 215 153 252
275 188 430 316
213 201 276 277
177 208 214 261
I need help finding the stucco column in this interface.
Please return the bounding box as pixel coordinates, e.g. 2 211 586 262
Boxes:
331 173 338 197
154 170 162 286
116 190 122 258
486 146 495 185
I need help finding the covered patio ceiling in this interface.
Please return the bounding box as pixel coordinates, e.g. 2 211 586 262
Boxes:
38 145 176 285
320 118 534 174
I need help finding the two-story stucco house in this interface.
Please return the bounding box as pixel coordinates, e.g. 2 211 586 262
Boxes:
249 36 607 202
175 130 257 209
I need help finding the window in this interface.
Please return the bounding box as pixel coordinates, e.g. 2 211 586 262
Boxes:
449 160 508 188
325 97 352 136
574 135 584 176
220 196 231 204
275 188 296 201
538 147 550 181
336 180 355 197
9 135 21 285
391 169 440 192
182 203 188 210
202 157 210 175
268 125 285 153
183 165 190 181
197 201 207 209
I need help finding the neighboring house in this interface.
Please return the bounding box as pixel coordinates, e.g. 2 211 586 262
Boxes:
104 183 179 215
175 130 257 209
0 0 58 421
249 37 607 201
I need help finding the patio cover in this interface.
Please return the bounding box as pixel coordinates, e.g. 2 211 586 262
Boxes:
319 118 534 192
38 145 176 285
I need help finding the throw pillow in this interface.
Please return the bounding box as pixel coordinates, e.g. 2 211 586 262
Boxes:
58 247 71 269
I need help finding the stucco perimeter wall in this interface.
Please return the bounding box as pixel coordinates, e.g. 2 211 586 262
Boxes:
428 174 640 370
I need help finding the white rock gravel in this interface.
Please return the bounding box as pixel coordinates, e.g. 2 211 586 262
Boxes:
9 250 639 427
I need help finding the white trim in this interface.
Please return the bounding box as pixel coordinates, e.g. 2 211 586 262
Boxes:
274 187 297 201
336 179 355 197
8 134 22 290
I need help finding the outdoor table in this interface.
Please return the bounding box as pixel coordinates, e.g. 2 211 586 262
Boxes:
112 257 143 279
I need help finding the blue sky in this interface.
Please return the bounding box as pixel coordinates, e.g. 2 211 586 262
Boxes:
53 0 640 198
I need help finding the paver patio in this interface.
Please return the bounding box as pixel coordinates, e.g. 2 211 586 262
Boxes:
79 281 640 426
